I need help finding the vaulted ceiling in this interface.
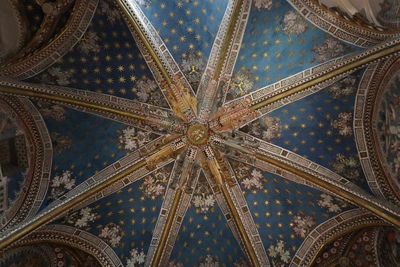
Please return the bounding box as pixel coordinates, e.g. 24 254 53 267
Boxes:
0 0 400 266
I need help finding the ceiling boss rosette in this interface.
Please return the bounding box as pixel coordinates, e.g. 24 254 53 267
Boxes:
0 0 400 266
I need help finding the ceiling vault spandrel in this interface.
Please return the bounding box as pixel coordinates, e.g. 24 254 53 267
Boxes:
213 132 400 226
1 0 400 266
212 38 400 132
116 0 198 121
0 135 185 250
196 0 251 120
0 78 184 135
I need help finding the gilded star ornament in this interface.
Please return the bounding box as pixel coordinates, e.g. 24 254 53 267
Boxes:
1 0 400 266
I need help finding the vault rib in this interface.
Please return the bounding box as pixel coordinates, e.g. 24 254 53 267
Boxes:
146 147 201 267
210 38 400 132
0 78 185 135
116 0 198 121
0 135 186 250
213 132 400 227
200 145 270 267
196 0 251 120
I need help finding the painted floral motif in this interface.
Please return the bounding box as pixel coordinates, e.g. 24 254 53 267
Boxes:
249 116 282 141
199 255 220 267
331 112 352 136
49 170 76 200
140 168 169 199
135 79 158 103
241 169 264 190
99 222 123 247
119 127 153 151
318 193 349 213
290 213 316 238
227 68 254 100
254 0 273 10
282 10 308 36
97 0 122 24
39 67 73 86
327 76 357 98
192 175 215 213
181 52 206 90
64 207 97 228
230 161 266 192
312 37 352 63
126 248 146 267
192 194 215 213
268 240 291 266
330 153 361 182
261 116 282 139
36 101 67 121
76 30 101 54
51 132 72 154
378 75 400 182
140 176 165 198
134 78 168 107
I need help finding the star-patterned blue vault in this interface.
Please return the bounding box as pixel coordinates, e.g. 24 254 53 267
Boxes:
1 0 400 266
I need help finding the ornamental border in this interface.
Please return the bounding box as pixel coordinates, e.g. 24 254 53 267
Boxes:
0 96 52 231
354 56 400 205
287 0 400 47
6 224 123 267
289 209 386 266
0 0 98 79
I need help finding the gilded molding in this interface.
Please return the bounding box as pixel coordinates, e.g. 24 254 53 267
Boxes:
218 38 400 131
217 132 400 227
116 0 198 121
200 147 270 267
197 0 251 120
146 148 201 266
0 137 185 250
0 78 185 135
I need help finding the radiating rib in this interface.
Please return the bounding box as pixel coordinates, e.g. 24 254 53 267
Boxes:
196 0 251 120
146 147 201 267
45 136 178 213
0 78 185 135
212 132 400 227
210 38 400 132
116 0 198 121
0 136 186 250
200 146 270 267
